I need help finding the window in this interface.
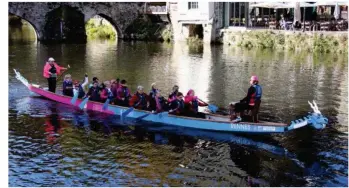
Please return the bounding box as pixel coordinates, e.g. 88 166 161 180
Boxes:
229 2 246 26
188 2 198 10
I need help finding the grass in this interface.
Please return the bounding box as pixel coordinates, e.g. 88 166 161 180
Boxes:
223 30 348 54
85 19 116 40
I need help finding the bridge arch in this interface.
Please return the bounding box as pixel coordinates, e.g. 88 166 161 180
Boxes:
8 13 40 40
84 13 124 39
44 5 87 42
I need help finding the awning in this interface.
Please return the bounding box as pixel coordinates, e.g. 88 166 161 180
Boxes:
313 1 348 6
250 2 289 9
282 2 317 8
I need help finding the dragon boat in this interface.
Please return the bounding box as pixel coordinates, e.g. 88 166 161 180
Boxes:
13 69 328 134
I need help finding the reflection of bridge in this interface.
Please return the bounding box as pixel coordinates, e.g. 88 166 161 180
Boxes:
8 2 144 42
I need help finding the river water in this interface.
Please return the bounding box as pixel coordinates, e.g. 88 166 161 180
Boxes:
8 38 348 186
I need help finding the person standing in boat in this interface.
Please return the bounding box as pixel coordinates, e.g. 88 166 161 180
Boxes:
43 57 68 93
184 89 208 118
100 81 114 103
232 75 262 123
168 92 185 115
129 86 150 110
63 74 73 97
73 74 89 98
116 79 131 107
168 85 179 103
86 81 101 102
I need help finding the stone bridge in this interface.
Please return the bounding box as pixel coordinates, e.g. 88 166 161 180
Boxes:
9 2 145 42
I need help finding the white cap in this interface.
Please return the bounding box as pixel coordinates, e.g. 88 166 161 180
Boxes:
48 57 55 62
137 85 144 91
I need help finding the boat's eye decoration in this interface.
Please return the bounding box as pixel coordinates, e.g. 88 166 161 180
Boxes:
13 69 29 87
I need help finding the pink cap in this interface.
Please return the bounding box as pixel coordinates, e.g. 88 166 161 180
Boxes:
250 75 259 81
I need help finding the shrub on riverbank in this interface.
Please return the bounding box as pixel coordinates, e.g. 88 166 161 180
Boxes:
85 19 116 40
223 30 348 54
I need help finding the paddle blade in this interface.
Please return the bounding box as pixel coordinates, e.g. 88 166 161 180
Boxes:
79 97 89 109
70 91 78 105
208 104 219 113
121 107 134 119
102 99 110 110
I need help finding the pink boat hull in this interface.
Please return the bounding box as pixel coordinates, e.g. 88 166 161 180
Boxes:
29 85 116 114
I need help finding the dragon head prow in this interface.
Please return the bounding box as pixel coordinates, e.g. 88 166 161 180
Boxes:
307 100 328 129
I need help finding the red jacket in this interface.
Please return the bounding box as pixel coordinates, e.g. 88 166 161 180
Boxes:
111 83 120 97
100 88 113 102
43 62 63 78
129 92 149 110
184 89 207 112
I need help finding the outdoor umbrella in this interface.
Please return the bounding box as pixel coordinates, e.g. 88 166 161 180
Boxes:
314 1 348 6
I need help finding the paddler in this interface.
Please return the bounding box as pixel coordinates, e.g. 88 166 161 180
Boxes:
73 74 88 98
168 85 179 103
100 81 114 103
116 79 131 107
231 75 262 123
89 77 99 88
86 81 101 102
63 74 73 97
168 92 185 115
129 85 150 110
184 89 208 118
150 90 167 113
43 57 68 93
149 82 158 99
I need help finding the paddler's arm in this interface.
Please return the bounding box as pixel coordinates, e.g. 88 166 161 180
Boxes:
81 73 88 88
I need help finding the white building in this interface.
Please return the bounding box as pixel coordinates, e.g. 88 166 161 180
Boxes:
170 2 224 43
170 2 250 43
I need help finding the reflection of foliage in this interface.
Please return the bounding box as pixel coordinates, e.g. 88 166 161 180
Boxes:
161 25 172 42
224 30 348 54
186 35 203 45
85 19 116 40
125 15 173 42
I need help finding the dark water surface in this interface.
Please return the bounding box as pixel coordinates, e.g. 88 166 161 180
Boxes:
9 39 348 187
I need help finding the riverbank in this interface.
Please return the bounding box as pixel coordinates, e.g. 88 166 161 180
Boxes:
219 29 348 54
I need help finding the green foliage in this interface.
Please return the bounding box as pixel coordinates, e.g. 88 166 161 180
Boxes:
186 35 203 45
85 19 116 40
225 30 348 54
161 25 172 42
